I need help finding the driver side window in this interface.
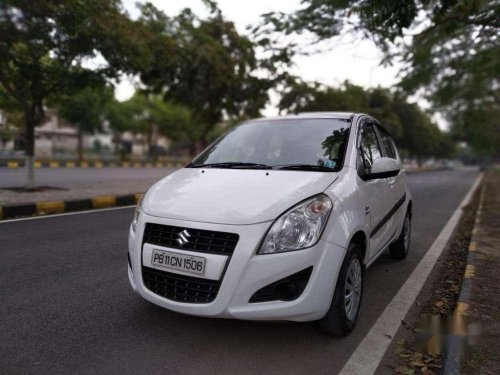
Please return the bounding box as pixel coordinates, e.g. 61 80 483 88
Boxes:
359 123 382 174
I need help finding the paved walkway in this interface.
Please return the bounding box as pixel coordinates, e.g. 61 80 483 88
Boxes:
0 168 174 205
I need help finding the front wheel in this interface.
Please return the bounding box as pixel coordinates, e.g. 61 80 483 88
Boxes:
389 211 411 260
319 243 364 336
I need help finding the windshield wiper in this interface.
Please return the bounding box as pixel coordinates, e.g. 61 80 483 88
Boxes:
188 162 336 171
273 164 336 172
188 162 272 169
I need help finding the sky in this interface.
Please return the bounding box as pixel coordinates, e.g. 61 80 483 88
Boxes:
118 0 407 117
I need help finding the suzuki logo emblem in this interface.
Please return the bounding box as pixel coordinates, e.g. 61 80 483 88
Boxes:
176 229 191 246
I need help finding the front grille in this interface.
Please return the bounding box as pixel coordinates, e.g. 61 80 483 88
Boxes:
143 223 239 255
249 267 313 303
142 266 221 303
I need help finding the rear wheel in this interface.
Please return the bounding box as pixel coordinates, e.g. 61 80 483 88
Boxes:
389 211 411 260
320 243 364 336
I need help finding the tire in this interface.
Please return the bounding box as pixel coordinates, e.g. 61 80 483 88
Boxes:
389 211 411 260
319 243 364 336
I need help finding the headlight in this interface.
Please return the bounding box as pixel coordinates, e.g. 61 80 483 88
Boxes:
131 194 143 233
258 194 333 254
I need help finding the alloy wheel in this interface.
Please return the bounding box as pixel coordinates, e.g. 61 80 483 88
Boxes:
344 258 362 321
403 216 411 253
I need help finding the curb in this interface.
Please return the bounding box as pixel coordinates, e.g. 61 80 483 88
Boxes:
339 173 483 375
0 193 142 220
0 160 186 169
441 184 485 374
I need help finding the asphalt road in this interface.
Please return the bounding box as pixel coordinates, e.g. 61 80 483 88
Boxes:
0 167 172 188
0 168 479 375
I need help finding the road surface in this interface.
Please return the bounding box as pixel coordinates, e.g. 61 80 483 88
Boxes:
0 169 479 374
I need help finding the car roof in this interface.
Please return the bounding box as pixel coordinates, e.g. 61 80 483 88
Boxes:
246 112 357 123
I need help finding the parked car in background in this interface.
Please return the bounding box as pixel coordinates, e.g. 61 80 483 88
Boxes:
128 112 412 336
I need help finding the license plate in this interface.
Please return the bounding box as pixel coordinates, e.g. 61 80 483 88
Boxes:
151 249 206 276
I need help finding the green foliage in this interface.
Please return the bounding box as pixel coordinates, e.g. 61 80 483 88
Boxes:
0 0 142 121
449 105 500 159
280 80 404 137
256 0 420 52
57 86 114 135
113 94 194 139
279 80 454 159
105 98 138 134
0 86 24 129
148 97 199 148
257 0 499 158
107 93 198 155
134 2 274 146
0 0 145 186
399 1 500 158
55 85 114 160
0 88 22 146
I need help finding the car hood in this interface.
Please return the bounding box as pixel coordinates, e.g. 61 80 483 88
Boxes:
142 168 338 225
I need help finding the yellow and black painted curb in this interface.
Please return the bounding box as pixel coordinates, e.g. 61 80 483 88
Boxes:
0 160 186 169
441 185 485 374
0 193 143 220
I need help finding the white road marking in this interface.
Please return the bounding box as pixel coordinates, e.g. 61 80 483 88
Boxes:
340 173 483 375
0 205 135 224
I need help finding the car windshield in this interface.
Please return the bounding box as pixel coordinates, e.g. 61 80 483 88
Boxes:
189 118 351 171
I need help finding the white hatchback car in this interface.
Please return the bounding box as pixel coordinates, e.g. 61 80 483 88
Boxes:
128 112 412 336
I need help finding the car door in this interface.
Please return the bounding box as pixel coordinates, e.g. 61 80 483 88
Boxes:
375 125 406 237
357 121 395 260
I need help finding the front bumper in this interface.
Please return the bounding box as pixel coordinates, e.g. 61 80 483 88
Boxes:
128 212 347 322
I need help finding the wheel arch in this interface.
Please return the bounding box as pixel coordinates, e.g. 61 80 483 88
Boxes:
407 199 413 218
348 230 368 265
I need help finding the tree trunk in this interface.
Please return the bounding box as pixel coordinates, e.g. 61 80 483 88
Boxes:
77 128 84 162
112 132 121 158
146 127 153 160
24 111 36 190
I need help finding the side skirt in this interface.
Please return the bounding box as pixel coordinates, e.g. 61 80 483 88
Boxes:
366 232 399 268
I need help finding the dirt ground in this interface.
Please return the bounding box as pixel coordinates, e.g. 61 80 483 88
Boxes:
462 170 500 374
380 174 482 374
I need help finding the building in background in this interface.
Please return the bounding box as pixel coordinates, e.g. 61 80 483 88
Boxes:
0 109 171 160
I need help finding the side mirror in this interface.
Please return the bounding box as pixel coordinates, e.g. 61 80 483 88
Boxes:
365 157 400 180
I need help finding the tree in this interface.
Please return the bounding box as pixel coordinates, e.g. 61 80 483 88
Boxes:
279 79 454 161
0 87 23 149
257 0 499 158
135 2 274 149
279 80 402 137
398 2 499 158
108 93 198 158
56 86 113 161
0 0 145 188
105 98 139 158
391 94 456 162
148 97 199 155
449 104 500 160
